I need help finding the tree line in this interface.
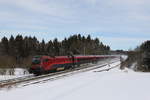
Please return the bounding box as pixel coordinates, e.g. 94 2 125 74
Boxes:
0 34 110 68
121 40 150 71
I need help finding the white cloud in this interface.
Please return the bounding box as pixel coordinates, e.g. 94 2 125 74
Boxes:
83 0 98 5
0 0 73 18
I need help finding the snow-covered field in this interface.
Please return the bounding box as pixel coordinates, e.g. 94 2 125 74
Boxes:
0 61 150 100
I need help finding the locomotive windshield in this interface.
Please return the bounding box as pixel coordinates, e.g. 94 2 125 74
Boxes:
32 57 41 65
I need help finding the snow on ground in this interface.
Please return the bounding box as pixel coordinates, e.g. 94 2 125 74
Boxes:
0 75 21 81
0 68 29 81
0 61 150 100
121 55 128 60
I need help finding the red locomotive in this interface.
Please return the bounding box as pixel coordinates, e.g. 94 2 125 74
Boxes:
29 55 113 75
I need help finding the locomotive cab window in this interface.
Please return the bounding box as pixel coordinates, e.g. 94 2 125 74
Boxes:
32 57 41 65
43 59 49 62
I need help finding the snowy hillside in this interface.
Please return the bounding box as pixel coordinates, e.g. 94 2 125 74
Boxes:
0 61 150 100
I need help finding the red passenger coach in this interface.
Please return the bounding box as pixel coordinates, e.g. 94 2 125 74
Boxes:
29 55 113 75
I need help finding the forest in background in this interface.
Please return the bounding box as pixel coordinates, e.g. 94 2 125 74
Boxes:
121 40 150 71
0 34 110 68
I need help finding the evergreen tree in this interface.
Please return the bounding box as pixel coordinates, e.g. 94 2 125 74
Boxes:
1 37 9 54
53 38 60 56
46 40 53 55
14 35 24 64
41 39 46 54
8 35 15 56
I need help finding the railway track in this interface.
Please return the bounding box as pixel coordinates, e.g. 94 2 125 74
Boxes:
0 58 120 89
20 59 120 87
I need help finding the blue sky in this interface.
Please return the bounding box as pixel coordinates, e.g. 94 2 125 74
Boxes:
0 0 150 50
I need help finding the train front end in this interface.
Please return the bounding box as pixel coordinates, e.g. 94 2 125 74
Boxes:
29 56 44 75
